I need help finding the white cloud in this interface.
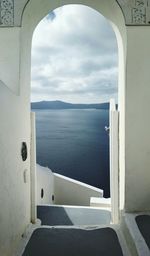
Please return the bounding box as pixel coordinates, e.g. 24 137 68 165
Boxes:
31 5 118 103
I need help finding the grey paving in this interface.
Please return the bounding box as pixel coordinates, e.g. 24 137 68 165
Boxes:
37 205 111 226
22 227 123 256
136 215 150 249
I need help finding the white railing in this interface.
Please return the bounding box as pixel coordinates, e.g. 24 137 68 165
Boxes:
110 99 119 224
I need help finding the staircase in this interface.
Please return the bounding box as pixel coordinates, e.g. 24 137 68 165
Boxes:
18 205 131 256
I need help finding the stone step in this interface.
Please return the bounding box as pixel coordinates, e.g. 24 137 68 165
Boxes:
37 204 111 226
22 227 124 256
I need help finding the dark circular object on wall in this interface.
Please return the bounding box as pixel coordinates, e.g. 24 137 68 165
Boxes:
41 189 44 199
21 142 28 161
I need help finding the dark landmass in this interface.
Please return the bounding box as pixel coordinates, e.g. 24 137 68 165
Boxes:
31 100 109 110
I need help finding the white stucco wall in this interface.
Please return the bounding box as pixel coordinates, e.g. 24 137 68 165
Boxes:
36 164 103 206
0 29 31 256
0 29 20 94
125 27 150 212
54 173 103 206
36 164 54 205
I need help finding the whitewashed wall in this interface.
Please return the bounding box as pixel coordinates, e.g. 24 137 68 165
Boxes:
124 27 150 212
0 29 31 256
36 165 103 206
36 164 54 205
54 173 103 206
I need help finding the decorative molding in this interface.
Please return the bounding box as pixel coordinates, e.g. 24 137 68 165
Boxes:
0 0 14 26
116 0 150 25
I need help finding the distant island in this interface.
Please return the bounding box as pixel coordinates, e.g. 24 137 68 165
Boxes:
31 100 109 110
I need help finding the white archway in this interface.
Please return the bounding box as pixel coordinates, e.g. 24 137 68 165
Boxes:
21 0 126 221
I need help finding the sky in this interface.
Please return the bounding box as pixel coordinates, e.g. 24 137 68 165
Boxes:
31 5 118 104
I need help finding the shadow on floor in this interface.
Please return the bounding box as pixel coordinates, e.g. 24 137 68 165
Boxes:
37 205 111 226
37 205 73 225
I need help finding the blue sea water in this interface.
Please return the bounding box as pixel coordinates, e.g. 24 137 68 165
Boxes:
34 109 110 197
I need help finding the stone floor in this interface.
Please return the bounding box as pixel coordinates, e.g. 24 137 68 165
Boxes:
37 205 111 226
22 227 123 256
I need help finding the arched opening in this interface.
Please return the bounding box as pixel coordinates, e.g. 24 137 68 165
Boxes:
21 0 126 225
30 4 121 225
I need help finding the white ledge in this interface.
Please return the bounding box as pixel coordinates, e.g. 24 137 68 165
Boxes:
53 172 103 194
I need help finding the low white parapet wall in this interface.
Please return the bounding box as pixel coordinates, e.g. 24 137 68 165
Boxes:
53 173 103 206
36 164 103 206
90 197 111 208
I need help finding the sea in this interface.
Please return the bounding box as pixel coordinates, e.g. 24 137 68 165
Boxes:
34 109 110 198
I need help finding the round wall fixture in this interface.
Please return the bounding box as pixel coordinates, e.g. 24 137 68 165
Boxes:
21 142 27 161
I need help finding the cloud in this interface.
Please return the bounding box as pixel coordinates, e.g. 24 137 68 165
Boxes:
31 5 118 103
